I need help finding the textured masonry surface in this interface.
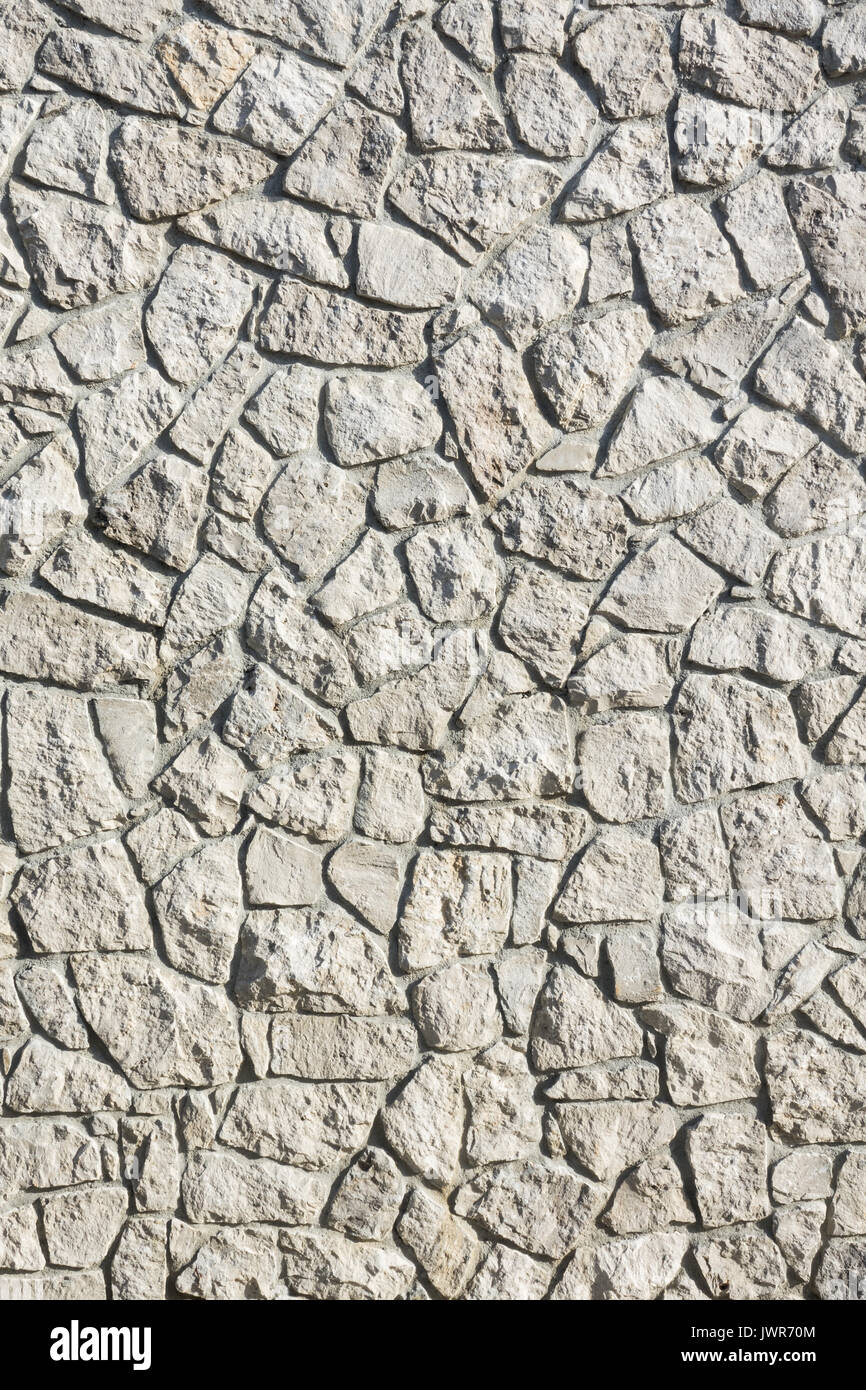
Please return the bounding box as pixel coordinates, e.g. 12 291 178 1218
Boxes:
0 0 866 1302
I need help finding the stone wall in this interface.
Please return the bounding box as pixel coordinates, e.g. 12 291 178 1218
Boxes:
0 0 865 1301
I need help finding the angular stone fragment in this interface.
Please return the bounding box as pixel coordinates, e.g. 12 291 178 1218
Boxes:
599 535 724 633
258 280 426 368
411 960 500 1051
327 1147 404 1241
493 476 628 579
155 19 253 114
202 0 387 66
555 1232 688 1300
0 431 85 578
6 1037 130 1115
280 1228 415 1301
348 29 403 112
284 100 404 217
53 297 146 384
37 31 186 117
112 117 274 221
10 184 163 311
353 750 425 845
471 226 587 350
423 693 571 804
220 1078 378 1170
673 672 808 802
397 849 511 972
555 830 664 925
271 1014 416 1081
531 965 644 1073
823 3 866 75
755 318 866 453
182 1150 327 1227
327 840 403 934
213 50 338 157
23 97 111 202
570 635 675 715
401 28 507 152
6 687 129 854
388 153 559 264
720 171 806 291
0 589 157 690
356 221 461 311
73 952 241 1088
650 297 785 399
632 197 741 326
435 326 555 496
603 375 719 477
579 712 669 824
766 442 866 538
551 1100 678 1182
245 574 356 707
714 405 816 499
695 1230 786 1299
244 827 321 908
155 735 246 838
689 605 830 682
325 372 441 466
562 120 672 223
14 962 88 1050
503 54 596 158
145 246 253 387
621 457 722 522
499 563 592 685
243 364 321 457
686 1111 769 1227
787 172 866 333
766 89 847 170
532 306 652 430
397 1186 479 1298
235 903 400 1015
381 1054 463 1188
663 900 771 1021
0 1204 43 1271
769 534 866 636
465 1244 551 1301
162 554 249 663
678 11 821 110
13 840 150 954
223 665 337 773
174 1225 277 1301
41 1188 128 1269
454 1161 595 1260
428 802 586 861
574 10 675 118
152 840 242 985
263 456 367 584
405 519 497 623
182 198 347 288
246 749 359 842
604 1151 693 1235
674 92 768 186
77 366 183 496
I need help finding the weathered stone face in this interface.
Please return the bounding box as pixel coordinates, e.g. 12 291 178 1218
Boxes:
0 0 860 1306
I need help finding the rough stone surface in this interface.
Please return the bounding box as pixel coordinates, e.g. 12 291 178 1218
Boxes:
0 0 859 1304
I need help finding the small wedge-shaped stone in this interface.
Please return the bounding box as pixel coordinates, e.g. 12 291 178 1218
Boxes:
356 221 462 309
397 1186 479 1298
154 734 246 837
598 535 724 633
688 605 831 682
112 117 274 221
258 280 426 367
10 183 163 310
551 1100 678 1182
756 318 866 454
720 171 805 292
769 534 866 636
223 664 338 771
570 634 675 715
155 19 253 114
0 430 85 576
73 951 242 1088
401 27 507 152
787 173 866 333
381 1054 464 1188
602 376 719 478
388 153 560 263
